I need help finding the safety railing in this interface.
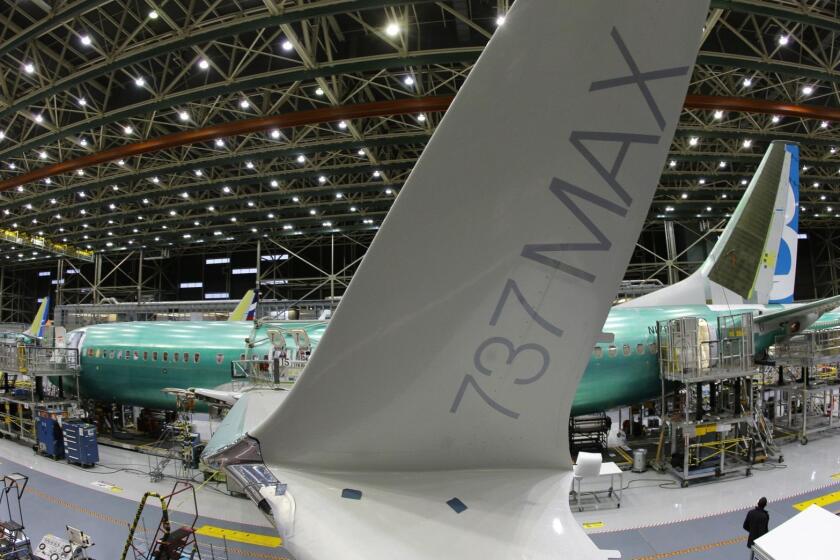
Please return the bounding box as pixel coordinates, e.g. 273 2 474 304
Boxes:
0 343 79 375
658 313 755 382
231 358 306 387
774 326 840 363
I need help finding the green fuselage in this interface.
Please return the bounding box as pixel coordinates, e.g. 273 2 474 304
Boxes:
73 320 327 409
70 305 786 414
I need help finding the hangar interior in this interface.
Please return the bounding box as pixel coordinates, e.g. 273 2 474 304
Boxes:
0 1 839 559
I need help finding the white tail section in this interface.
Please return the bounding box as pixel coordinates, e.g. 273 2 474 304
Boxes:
622 141 796 307
251 0 707 471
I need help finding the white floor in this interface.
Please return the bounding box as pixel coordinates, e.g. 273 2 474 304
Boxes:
574 429 840 534
0 436 271 528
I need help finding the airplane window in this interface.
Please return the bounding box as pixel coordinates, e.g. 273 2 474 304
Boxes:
174 352 180 363
194 353 200 364
162 352 169 362
183 352 190 363
622 344 631 356
593 346 603 359
240 353 246 361
649 343 658 354
117 351 122 360
125 350 131 360
143 351 148 361
94 349 101 358
152 351 158 361
134 351 139 360
636 343 645 355
87 348 94 357
608 345 617 358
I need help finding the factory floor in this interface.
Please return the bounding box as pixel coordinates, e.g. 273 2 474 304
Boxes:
0 436 290 559
576 429 840 559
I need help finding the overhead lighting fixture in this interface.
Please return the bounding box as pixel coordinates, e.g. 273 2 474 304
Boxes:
268 213 275 219
713 110 723 120
80 138 88 146
357 148 366 156
169 210 177 216
496 15 506 26
821 121 829 129
417 113 427 122
297 154 306 164
117 159 125 166
215 138 224 147
681 193 688 199
8 163 15 170
180 192 189 198
142 198 149 204
743 139 752 148
198 58 210 70
270 129 281 139
78 98 87 107
270 179 279 187
322 221 333 227
247 201 255 207
134 77 145 87
706 206 712 212
699 179 706 185
109 203 116 210
385 22 400 37
194 169 203 176
230 216 237 222
239 98 250 109
309 209 317 215
23 63 35 74
350 206 357 212
404 76 414 86
778 35 790 46
668 160 676 168
207 206 215 211
281 40 293 51
18 185 25 191
123 125 133 135
76 169 84 176
39 151 48 159
385 188 394 195
245 161 254 169
771 115 780 123
222 186 231 193
722 194 728 199
148 9 159 19
741 179 748 185
44 179 50 185
688 137 698 146
802 85 813 95
318 175 327 184
292 196 300 202
283 224 293 230
338 120 348 129
718 161 726 168
336 193 344 199
80 35 92 46
34 114 44 123
814 181 820 187
315 87 324 96
742 77 752 87
178 111 189 121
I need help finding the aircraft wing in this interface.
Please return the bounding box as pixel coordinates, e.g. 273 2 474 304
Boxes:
755 295 840 335
204 0 707 558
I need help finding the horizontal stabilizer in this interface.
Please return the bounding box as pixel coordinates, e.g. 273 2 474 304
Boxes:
755 295 840 336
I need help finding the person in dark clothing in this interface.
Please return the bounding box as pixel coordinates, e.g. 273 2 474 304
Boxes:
743 497 770 558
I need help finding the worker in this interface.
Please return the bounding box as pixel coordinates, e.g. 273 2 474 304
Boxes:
742 496 769 559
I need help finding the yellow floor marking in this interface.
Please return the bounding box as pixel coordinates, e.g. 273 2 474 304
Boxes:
633 536 746 559
196 525 282 548
792 489 840 511
582 521 605 529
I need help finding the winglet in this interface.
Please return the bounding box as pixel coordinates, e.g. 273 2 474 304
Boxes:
228 289 257 321
24 296 50 338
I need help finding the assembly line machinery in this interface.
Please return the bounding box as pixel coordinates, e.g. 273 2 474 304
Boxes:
656 313 759 486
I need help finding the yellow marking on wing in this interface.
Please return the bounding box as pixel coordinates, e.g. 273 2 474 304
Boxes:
196 525 282 548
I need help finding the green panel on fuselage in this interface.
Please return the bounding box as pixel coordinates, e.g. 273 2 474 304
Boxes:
75 321 327 409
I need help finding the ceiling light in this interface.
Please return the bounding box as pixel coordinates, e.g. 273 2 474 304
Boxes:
17 185 25 191
80 35 92 46
80 138 88 146
142 198 149 204
713 110 723 120
668 160 676 168
297 154 306 164
373 170 382 178
741 179 748 185
832 147 837 154
718 161 726 168
169 210 177 216
742 77 752 87
385 188 394 195
109 204 116 210
80 209 86 214
239 98 249 109
385 22 400 37
178 111 189 121
357 148 366 156
270 129 281 139
23 62 35 75
779 35 790 46
117 159 125 166
681 193 688 199
207 206 215 211
34 114 43 123
336 193 344 199
349 206 357 212
496 15 506 26
8 163 15 170
338 121 347 129
689 137 698 146
417 113 427 122
193 221 200 226
292 196 300 202
222 186 231 193
123 125 133 135
245 161 254 169
213 231 222 236
198 58 209 70
194 169 203 176
706 206 712 212
821 121 829 129
78 98 87 107
802 85 813 95
134 77 145 87
699 178 706 185
270 179 278 187
322 221 333 227
403 76 414 86
772 115 780 123
283 224 293 230
148 9 159 19
281 40 293 51
722 194 728 199
742 139 752 148
318 175 327 184
309 209 317 215
814 181 820 187
39 151 47 159
267 213 275 219
247 201 255 207
180 192 189 198
230 217 237 222
76 169 84 176
315 87 324 96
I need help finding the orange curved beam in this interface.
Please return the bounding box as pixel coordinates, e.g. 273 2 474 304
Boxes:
1 94 834 194
0 96 455 192
684 94 840 121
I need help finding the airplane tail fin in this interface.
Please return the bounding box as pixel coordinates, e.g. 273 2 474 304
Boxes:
24 296 50 338
622 141 798 307
228 289 257 321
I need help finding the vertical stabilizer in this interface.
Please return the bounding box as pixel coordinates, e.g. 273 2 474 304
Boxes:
622 142 797 307
248 0 707 471
768 144 800 303
24 296 49 338
228 289 257 321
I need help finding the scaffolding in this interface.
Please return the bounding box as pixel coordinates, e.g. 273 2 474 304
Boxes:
0 341 81 443
761 327 840 445
657 313 759 486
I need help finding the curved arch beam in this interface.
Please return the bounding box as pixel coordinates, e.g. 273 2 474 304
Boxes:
684 94 840 121
0 96 453 192
0 0 429 122
0 0 108 59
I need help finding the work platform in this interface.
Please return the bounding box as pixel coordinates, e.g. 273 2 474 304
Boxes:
0 341 81 443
